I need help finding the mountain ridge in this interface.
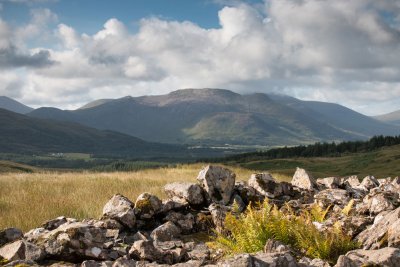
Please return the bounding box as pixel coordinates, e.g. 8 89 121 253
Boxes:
0 96 33 114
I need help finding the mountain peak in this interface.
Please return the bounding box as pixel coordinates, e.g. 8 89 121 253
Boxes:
0 96 33 114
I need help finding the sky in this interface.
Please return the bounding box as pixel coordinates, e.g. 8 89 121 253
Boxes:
1 0 400 115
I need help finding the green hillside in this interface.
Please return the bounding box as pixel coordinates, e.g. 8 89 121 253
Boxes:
0 160 37 173
223 144 400 178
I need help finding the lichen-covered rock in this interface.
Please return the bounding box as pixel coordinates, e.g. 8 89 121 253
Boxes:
197 165 236 205
0 228 23 247
291 168 317 191
164 182 204 206
102 194 136 229
0 240 44 262
208 203 230 234
249 173 294 199
335 247 400 267
135 193 162 220
356 206 400 249
165 212 195 234
314 189 349 208
360 175 379 191
343 176 360 189
363 190 399 215
316 177 341 189
337 216 373 238
150 222 181 242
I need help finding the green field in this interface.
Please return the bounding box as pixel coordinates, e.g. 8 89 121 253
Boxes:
224 144 400 178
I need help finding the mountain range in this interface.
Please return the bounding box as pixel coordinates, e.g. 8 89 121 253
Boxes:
1 89 400 153
374 110 400 126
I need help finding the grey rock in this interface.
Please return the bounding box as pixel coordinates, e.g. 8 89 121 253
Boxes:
150 222 181 242
291 168 317 191
129 240 163 263
231 194 246 213
112 257 136 267
252 251 298 267
335 247 400 267
164 182 204 206
3 260 38 266
317 177 341 189
0 228 23 247
208 203 230 234
360 175 379 191
0 240 44 262
343 176 360 189
217 253 253 266
165 212 195 234
42 216 77 231
298 257 330 267
161 197 189 214
81 260 113 267
197 165 236 205
249 173 279 198
102 194 136 229
135 193 162 220
235 181 264 205
314 189 349 208
356 206 400 249
264 239 291 254
363 190 399 215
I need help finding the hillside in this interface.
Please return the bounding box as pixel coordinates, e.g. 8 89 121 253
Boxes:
28 89 400 146
0 160 37 173
0 96 33 114
0 108 187 158
221 144 400 178
373 110 400 126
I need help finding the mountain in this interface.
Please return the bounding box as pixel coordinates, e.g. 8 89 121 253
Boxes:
0 108 186 158
78 99 113 110
269 94 398 138
0 96 33 114
28 89 400 146
373 110 400 126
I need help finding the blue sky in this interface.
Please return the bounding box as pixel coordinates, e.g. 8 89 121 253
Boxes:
0 0 400 115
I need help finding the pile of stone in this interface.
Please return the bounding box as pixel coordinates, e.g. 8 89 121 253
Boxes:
1 165 400 266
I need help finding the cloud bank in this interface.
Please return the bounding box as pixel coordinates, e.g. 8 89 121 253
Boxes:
1 0 400 114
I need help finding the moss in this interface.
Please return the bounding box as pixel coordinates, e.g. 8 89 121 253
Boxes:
0 256 9 265
135 198 154 214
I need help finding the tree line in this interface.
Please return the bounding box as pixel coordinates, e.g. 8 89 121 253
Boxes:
212 135 400 163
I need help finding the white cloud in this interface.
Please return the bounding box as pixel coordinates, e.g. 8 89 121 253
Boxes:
2 0 400 115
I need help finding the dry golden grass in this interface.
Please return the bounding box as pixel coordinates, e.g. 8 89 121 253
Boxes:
0 163 290 231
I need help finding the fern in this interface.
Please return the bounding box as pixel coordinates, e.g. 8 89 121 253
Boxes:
213 199 359 264
342 199 355 216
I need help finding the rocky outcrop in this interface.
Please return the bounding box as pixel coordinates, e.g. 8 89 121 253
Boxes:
197 165 236 205
3 165 400 266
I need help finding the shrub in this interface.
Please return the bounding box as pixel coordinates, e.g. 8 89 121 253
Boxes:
213 200 359 264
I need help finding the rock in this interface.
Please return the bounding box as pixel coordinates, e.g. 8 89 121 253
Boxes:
194 212 213 232
42 216 77 231
235 181 264 205
231 194 246 213
81 260 113 267
129 240 163 263
161 197 189 214
356 206 400 249
291 168 317 191
252 251 298 266
186 243 210 262
249 173 278 198
360 175 379 191
314 189 349 208
112 257 136 267
164 182 204 206
135 193 163 220
264 239 291 254
208 203 230 234
197 165 236 205
335 247 400 267
299 257 330 267
337 216 373 237
343 176 360 189
0 228 23 247
2 259 38 266
102 194 136 229
216 253 253 266
316 177 341 189
363 190 399 215
165 212 195 234
150 222 181 242
0 240 44 262
29 221 113 261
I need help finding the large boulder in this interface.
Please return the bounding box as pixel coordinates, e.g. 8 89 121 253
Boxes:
316 177 341 189
356 206 400 249
291 168 317 191
363 190 399 215
360 175 379 191
249 173 293 199
0 240 44 262
314 189 349 208
0 228 23 247
102 194 136 229
197 165 236 205
135 193 162 220
335 247 400 267
164 182 204 207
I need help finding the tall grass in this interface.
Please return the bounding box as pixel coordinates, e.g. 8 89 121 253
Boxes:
214 201 359 264
0 164 268 231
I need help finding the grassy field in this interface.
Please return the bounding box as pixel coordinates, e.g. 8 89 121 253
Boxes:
227 145 400 178
0 164 279 231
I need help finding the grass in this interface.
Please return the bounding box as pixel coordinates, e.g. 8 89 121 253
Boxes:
0 163 270 231
213 201 359 264
227 144 400 178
